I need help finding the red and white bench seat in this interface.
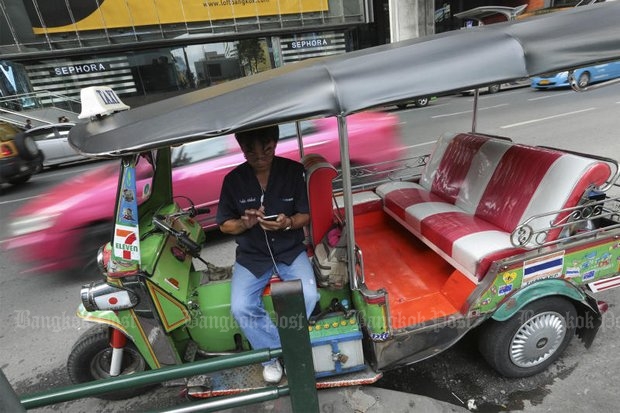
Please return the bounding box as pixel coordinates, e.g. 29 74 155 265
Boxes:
376 132 612 281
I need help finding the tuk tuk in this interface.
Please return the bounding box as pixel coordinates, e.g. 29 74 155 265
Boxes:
67 2 620 399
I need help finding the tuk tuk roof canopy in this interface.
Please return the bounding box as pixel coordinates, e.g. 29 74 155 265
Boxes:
70 2 620 157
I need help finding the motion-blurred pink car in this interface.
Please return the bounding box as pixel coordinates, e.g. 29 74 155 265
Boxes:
5 112 405 275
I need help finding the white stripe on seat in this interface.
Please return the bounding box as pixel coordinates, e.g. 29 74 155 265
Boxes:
404 202 465 232
452 230 514 276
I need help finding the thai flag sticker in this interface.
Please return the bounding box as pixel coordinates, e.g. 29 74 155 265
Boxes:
523 251 564 286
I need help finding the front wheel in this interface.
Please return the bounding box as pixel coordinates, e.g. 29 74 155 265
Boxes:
67 324 154 400
478 297 576 378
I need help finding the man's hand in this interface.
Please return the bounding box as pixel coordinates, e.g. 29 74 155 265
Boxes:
258 213 290 231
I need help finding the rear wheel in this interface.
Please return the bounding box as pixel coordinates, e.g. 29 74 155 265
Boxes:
67 324 154 400
8 175 32 185
414 97 429 107
13 133 39 161
478 297 576 378
577 72 590 88
487 83 501 94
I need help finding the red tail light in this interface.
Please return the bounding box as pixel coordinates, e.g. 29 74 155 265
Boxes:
1 143 14 157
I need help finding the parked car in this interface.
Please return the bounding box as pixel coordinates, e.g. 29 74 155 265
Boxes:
531 61 620 89
4 111 405 275
395 96 433 109
0 121 44 186
25 122 91 167
461 79 530 95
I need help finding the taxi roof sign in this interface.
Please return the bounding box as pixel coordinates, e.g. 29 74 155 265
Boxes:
78 86 130 119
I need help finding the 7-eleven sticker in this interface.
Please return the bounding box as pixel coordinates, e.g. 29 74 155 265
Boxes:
113 224 140 263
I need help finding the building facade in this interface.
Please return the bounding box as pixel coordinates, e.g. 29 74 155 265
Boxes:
0 0 588 111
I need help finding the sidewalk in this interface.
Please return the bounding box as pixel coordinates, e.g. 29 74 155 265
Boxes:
220 386 469 412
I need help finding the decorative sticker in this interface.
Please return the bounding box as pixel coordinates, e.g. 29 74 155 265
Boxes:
498 284 513 296
582 270 596 282
113 164 140 265
119 167 138 226
523 251 564 286
113 224 140 263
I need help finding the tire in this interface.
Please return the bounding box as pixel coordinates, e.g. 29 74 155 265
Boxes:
478 297 577 378
8 174 31 185
487 83 501 94
13 133 39 161
414 97 429 107
396 103 408 109
67 324 155 400
577 72 590 88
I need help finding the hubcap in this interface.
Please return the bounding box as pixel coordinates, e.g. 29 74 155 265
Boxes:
509 311 566 368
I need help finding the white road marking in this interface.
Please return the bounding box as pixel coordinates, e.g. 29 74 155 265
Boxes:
431 103 509 119
500 107 596 129
0 195 39 205
527 91 573 101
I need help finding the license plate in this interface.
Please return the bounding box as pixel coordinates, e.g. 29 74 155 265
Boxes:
539 80 550 85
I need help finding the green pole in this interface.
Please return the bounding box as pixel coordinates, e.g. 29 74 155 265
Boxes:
271 280 319 412
21 348 281 409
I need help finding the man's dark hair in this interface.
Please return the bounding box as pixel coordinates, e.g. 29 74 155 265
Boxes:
235 125 279 149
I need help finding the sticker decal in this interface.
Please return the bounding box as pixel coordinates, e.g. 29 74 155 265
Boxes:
113 163 140 265
523 251 564 286
582 270 596 282
565 267 580 279
498 284 513 296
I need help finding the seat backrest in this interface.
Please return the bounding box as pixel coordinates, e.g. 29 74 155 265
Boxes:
302 153 338 248
419 132 612 241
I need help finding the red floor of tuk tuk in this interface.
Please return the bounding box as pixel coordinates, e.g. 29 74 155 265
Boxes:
354 210 475 330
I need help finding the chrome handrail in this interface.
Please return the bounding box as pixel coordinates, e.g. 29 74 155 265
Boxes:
511 195 620 248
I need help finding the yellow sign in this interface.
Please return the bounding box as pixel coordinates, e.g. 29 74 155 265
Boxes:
31 0 329 34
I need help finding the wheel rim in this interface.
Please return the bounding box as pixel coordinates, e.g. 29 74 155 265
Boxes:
24 137 38 156
90 346 145 379
509 311 566 368
416 98 428 106
578 73 590 88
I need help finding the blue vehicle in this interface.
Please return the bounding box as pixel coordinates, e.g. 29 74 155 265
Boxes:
531 61 620 89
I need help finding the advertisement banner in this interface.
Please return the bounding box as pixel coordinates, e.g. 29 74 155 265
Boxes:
25 0 329 34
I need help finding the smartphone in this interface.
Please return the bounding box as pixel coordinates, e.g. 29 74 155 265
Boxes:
262 214 279 221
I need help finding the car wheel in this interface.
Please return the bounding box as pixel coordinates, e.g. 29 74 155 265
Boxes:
414 97 429 107
67 324 155 400
487 84 501 94
478 297 576 378
7 174 32 185
13 133 40 161
577 72 590 88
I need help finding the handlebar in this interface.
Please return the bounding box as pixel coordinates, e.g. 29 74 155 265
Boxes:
152 214 202 257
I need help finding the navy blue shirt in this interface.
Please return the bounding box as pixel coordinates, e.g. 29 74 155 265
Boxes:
216 156 309 277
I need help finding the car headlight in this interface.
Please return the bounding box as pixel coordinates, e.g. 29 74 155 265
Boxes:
8 214 59 237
